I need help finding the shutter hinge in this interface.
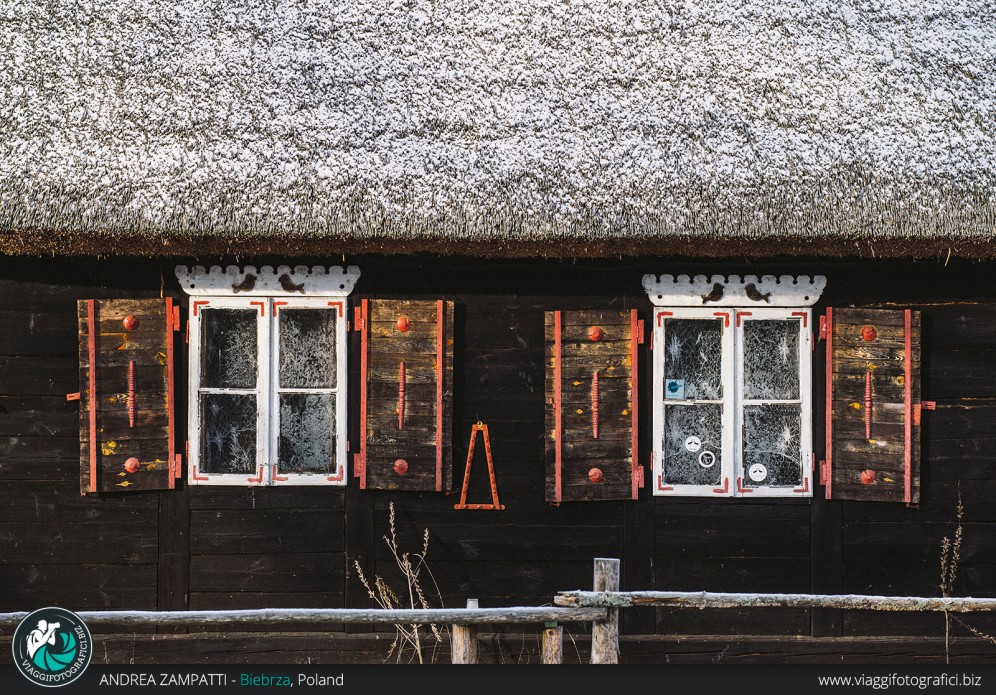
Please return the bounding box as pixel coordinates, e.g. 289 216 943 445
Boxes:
172 305 181 332
819 459 828 486
636 466 645 488
353 306 365 332
353 452 365 481
66 392 81 401
818 315 828 341
914 401 937 426
174 453 183 478
637 319 645 344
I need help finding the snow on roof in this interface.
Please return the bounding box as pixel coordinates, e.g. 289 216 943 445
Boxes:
0 0 994 257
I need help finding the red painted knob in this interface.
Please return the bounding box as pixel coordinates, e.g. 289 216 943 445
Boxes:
588 326 604 342
861 325 877 342
396 316 411 333
860 469 876 485
394 459 409 475
588 467 603 483
123 315 139 331
124 457 141 473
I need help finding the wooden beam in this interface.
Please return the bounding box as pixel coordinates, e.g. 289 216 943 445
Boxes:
557 590 996 613
0 606 606 627
541 623 563 664
450 598 480 664
590 558 620 664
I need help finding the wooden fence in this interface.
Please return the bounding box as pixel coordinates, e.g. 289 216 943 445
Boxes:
5 557 996 663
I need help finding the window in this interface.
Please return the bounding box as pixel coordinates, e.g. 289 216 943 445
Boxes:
643 274 825 497
177 265 359 486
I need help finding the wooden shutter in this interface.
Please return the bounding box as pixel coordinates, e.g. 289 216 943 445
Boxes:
77 298 179 494
358 299 454 491
545 310 642 503
824 308 922 502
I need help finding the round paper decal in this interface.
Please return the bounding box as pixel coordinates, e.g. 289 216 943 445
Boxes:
697 451 716 469
684 436 702 453
748 463 768 482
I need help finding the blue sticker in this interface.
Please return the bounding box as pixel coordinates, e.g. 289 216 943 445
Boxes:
665 379 685 400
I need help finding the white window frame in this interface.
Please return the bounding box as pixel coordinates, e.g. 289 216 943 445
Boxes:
178 264 359 487
651 307 813 498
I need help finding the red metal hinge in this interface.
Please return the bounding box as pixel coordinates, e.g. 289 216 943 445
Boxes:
353 453 365 485
819 315 828 341
174 453 183 479
353 306 365 331
172 304 181 331
819 460 828 486
914 400 937 426
636 319 645 344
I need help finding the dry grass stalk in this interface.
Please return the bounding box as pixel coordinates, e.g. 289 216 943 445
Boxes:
938 483 995 662
352 502 444 663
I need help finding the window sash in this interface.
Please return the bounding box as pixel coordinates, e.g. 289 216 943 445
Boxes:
268 298 347 485
735 309 812 496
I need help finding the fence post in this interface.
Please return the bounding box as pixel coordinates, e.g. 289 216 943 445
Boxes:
451 598 479 664
541 621 563 664
590 558 620 664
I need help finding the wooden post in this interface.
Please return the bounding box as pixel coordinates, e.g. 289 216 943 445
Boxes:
590 558 620 664
451 599 479 664
541 622 563 664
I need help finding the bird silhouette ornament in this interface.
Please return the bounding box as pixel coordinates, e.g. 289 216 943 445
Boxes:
700 282 725 304
278 274 306 294
744 282 772 303
231 273 257 293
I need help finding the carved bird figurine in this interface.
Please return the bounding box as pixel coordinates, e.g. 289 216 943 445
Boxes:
231 273 257 293
278 273 305 294
745 282 772 303
700 282 724 304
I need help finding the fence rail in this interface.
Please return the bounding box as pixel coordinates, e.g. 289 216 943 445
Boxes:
3 557 994 664
555 590 996 613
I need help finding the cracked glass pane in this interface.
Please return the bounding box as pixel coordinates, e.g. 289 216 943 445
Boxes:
279 393 336 474
200 393 257 474
202 309 257 389
663 318 723 400
663 404 722 486
279 309 338 389
743 320 799 401
742 404 802 486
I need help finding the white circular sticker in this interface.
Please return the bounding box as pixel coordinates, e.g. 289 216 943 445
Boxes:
748 463 768 482
685 436 702 453
697 451 716 469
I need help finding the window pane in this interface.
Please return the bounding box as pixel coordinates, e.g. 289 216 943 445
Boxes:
663 404 722 486
279 393 336 474
742 404 802 487
743 320 800 401
201 309 257 389
200 393 257 474
279 309 337 389
663 319 723 400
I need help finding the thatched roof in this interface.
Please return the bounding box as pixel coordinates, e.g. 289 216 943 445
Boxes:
1 0 994 258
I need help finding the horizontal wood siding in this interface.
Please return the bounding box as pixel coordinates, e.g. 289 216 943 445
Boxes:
3 258 996 658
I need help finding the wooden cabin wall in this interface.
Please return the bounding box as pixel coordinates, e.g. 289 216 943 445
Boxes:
2 255 996 658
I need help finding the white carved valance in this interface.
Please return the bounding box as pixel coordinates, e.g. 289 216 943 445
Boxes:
176 265 361 297
642 274 826 307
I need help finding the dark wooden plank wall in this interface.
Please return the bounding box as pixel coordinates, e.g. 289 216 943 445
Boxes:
2 257 996 657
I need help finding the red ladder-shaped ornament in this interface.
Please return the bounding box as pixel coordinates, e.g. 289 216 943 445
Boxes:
453 422 505 511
